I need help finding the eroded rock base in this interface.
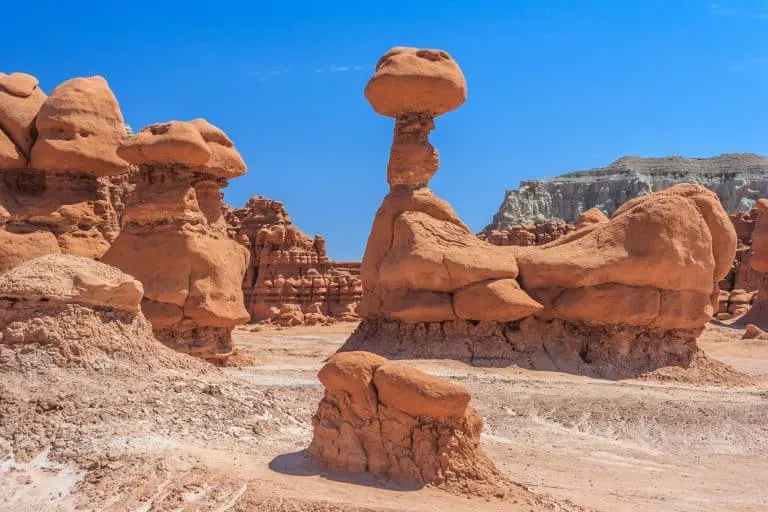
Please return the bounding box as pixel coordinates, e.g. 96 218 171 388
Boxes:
308 351 510 497
340 317 703 379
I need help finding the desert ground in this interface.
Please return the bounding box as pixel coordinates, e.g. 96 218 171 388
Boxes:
1 321 766 512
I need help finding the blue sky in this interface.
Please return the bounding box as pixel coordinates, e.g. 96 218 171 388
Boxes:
4 1 768 259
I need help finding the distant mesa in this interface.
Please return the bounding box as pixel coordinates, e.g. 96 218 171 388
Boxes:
485 153 768 230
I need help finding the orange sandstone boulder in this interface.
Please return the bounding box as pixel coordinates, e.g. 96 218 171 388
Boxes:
117 121 211 166
575 207 608 229
309 352 507 492
453 278 543 321
118 118 246 178
0 72 47 157
373 363 470 419
365 47 467 118
516 187 725 294
30 76 129 175
0 229 62 274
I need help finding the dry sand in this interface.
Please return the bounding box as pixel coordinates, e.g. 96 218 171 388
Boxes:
1 322 766 511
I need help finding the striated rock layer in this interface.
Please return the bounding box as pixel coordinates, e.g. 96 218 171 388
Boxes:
309 352 509 494
226 196 362 326
0 71 251 361
486 153 768 230
342 48 737 377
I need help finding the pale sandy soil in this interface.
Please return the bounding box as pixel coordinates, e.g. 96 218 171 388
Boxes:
1 321 767 511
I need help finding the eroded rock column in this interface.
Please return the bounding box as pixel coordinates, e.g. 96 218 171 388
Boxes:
103 119 250 361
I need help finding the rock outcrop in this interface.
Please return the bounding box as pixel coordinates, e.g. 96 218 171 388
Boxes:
486 153 768 230
102 119 250 361
309 352 507 494
226 196 362 326
478 218 574 246
0 74 130 271
0 71 251 361
341 48 737 378
0 254 166 371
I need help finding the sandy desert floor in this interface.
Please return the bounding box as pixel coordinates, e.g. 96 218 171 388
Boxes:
1 321 767 511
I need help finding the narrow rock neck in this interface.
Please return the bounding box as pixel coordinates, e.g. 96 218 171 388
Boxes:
387 112 438 188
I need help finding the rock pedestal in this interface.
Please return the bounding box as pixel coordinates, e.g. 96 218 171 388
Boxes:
309 352 506 492
102 120 250 360
341 48 737 378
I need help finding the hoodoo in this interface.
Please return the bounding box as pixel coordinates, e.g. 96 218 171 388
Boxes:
102 119 250 361
341 48 737 378
0 71 252 362
309 351 509 494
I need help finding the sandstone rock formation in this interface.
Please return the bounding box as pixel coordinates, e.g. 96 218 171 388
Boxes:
102 119 250 360
355 47 541 326
226 196 362 326
0 254 168 371
0 74 130 271
478 218 575 246
486 153 768 229
309 352 507 494
341 49 737 378
0 70 251 361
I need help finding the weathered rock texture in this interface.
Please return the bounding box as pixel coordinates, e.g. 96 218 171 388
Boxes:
478 218 575 246
226 196 362 326
342 49 737 378
0 74 131 271
0 71 251 361
486 154 768 230
102 119 250 361
308 352 507 494
0 254 166 371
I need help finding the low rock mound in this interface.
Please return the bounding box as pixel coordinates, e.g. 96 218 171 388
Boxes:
0 254 208 373
309 352 510 496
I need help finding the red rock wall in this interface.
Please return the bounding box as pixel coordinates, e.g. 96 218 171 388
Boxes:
478 219 575 246
227 196 361 326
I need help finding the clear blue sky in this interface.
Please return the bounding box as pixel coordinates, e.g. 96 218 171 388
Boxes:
5 1 768 260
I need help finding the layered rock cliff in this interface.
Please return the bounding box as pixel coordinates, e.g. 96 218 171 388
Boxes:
226 196 361 326
486 153 768 230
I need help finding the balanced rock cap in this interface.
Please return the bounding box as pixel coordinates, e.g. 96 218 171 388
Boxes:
365 47 467 117
30 76 130 175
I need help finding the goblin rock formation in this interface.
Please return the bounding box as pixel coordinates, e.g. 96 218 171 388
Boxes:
309 352 507 493
0 74 130 272
354 47 540 327
226 196 361 326
102 119 250 360
486 153 768 229
0 71 251 361
341 48 737 378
